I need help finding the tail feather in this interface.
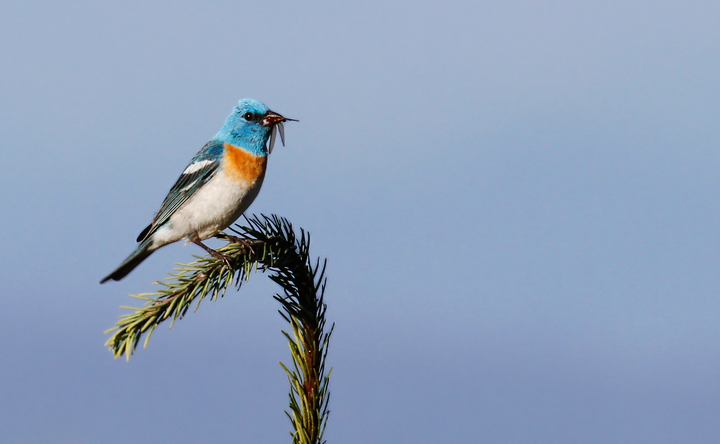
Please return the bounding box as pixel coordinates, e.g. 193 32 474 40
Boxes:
100 239 155 283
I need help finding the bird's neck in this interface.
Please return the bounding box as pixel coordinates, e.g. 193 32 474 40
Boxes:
214 127 267 157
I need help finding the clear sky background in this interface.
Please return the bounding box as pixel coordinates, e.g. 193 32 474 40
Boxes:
1 1 719 443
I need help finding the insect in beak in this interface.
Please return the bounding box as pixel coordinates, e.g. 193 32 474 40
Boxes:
264 111 298 153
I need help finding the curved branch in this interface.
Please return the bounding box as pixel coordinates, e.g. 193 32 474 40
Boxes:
105 214 332 444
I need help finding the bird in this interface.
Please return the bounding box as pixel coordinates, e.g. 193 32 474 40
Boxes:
100 98 296 283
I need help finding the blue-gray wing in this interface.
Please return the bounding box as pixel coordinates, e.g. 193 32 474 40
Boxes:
136 141 224 242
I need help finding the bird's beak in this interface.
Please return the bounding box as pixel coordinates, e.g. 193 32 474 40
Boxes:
261 111 298 127
263 111 298 154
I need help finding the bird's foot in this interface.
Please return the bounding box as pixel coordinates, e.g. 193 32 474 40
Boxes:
192 237 234 270
216 233 258 254
208 249 234 270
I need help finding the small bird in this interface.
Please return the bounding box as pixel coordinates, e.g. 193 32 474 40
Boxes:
101 98 295 283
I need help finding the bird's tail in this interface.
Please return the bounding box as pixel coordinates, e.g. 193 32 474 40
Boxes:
100 238 155 283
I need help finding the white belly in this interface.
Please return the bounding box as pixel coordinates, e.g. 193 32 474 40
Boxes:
150 169 264 249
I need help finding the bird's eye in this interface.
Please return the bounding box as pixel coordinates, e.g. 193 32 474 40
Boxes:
243 112 255 121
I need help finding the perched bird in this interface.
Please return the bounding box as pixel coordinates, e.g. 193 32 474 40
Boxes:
100 98 295 283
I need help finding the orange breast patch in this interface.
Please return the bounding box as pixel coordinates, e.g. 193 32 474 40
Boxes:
223 143 267 183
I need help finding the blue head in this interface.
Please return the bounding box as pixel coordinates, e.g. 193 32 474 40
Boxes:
214 98 294 156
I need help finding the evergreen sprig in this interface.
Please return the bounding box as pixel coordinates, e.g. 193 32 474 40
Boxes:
105 214 332 444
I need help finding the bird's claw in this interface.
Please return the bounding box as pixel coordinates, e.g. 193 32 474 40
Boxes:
208 249 234 270
192 237 234 270
216 234 258 254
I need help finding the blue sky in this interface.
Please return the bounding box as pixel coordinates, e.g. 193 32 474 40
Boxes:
1 1 719 442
